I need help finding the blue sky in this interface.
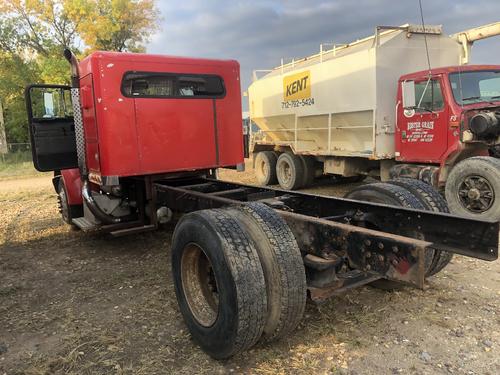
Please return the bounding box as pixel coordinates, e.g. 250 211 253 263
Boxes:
147 0 500 110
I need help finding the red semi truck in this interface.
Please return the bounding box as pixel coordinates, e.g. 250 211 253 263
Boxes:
25 50 498 358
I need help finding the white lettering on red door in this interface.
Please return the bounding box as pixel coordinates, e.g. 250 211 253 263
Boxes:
406 121 435 143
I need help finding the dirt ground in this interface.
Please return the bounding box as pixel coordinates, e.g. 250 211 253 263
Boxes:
0 164 499 375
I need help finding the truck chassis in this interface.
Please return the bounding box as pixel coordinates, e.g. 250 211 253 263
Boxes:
86 175 498 296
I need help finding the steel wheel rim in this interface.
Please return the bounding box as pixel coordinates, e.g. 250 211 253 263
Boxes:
278 160 292 185
181 243 219 327
258 158 268 179
457 175 495 213
59 187 69 222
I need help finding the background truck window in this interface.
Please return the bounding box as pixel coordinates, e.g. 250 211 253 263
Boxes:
414 79 444 112
449 70 500 104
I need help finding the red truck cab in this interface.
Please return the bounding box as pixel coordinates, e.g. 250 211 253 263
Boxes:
396 65 500 168
393 65 500 220
26 51 244 225
78 52 243 180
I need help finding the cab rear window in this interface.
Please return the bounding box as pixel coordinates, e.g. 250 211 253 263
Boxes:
121 72 225 98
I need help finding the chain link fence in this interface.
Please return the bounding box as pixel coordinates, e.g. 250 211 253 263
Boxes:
0 143 32 165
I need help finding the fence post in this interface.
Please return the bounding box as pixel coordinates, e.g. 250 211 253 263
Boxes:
0 99 8 156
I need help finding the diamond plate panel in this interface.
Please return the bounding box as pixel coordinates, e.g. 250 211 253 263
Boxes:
71 88 86 174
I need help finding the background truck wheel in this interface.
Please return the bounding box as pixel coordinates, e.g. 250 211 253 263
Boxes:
254 151 278 186
388 178 453 276
445 156 500 221
299 155 316 188
276 152 304 190
57 178 83 226
171 209 267 359
344 183 435 290
226 203 306 341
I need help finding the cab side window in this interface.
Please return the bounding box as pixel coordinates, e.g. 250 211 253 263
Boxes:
414 80 444 112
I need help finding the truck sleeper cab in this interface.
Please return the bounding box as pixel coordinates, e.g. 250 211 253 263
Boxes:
25 50 499 359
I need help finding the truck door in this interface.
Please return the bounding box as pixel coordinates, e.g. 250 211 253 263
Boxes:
397 77 449 163
25 85 78 171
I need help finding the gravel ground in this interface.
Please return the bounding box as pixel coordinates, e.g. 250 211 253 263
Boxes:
0 165 498 375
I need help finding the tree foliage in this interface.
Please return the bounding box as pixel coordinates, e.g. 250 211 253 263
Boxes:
77 0 159 53
0 0 160 143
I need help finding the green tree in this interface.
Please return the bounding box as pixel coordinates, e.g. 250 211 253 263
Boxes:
0 0 161 143
0 53 40 142
74 0 160 53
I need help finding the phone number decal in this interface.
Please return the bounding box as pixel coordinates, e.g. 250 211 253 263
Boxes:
281 98 315 109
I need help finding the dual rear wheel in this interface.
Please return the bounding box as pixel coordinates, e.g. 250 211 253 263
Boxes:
255 151 312 190
256 151 360 190
171 203 306 359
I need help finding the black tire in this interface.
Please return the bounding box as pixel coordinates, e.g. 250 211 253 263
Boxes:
299 155 316 188
276 152 304 190
388 178 453 276
171 209 267 359
254 151 278 186
345 182 426 209
445 156 500 221
226 203 306 341
57 178 83 226
389 178 449 213
345 183 435 290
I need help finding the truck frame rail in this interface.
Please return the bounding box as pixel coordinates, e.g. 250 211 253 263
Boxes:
153 177 499 300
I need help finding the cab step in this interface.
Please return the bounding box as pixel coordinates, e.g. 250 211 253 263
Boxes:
72 217 99 231
110 224 156 237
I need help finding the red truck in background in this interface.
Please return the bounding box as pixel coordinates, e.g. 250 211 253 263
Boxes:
24 50 499 359
395 66 500 220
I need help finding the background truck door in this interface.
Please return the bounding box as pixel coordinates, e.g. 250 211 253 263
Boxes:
25 84 78 171
396 77 449 163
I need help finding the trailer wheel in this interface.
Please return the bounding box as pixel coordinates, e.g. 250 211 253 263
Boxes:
299 155 316 188
276 152 304 190
388 178 453 276
345 183 435 290
254 151 278 186
171 209 267 359
226 203 306 341
57 179 83 226
445 156 500 221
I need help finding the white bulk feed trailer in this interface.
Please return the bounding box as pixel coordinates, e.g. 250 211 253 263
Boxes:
248 23 500 184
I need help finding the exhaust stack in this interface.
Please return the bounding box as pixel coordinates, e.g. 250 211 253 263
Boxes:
64 49 80 88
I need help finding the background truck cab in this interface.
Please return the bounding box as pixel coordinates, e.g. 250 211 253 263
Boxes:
396 66 500 218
